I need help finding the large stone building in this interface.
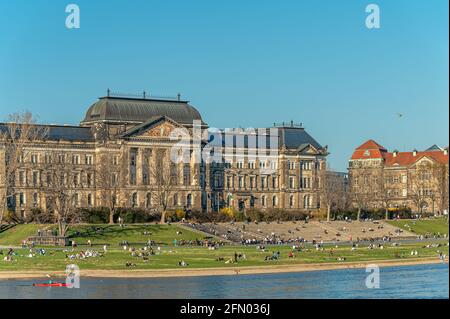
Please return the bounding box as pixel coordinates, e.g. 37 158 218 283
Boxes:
349 140 449 214
0 93 328 218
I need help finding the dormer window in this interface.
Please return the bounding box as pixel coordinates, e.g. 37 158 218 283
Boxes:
412 149 417 156
363 150 370 157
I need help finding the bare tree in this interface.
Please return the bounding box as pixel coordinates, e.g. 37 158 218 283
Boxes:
319 167 347 222
377 170 395 220
350 172 373 221
431 162 449 215
39 150 81 237
409 163 432 215
96 149 127 224
0 112 48 224
150 148 184 223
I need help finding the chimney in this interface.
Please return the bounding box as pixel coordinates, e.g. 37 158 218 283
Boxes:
393 150 398 157
413 149 417 156
444 148 448 155
177 93 181 101
290 120 294 127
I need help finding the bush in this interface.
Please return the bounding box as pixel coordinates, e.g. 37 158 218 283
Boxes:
25 208 55 224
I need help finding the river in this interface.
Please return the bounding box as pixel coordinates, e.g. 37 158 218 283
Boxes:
0 263 448 299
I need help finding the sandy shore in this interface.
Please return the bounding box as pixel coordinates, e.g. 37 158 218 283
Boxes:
0 257 447 280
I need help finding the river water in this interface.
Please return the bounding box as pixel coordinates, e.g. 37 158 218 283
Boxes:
0 263 448 299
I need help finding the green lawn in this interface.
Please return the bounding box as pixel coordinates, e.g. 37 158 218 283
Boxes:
0 223 216 247
0 224 50 246
0 242 447 272
387 218 449 236
66 224 215 246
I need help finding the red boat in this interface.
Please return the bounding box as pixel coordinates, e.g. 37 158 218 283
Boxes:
33 282 70 287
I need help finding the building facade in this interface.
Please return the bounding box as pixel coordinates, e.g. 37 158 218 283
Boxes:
0 93 328 218
349 140 449 214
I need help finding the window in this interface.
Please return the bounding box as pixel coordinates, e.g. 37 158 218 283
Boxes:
72 155 80 165
173 193 178 206
260 160 267 169
45 154 52 164
402 189 407 197
19 193 25 207
31 154 38 164
112 156 119 165
250 176 255 188
19 171 26 185
32 171 39 186
87 193 93 207
226 176 232 188
87 173 93 187
402 175 407 184
289 176 295 189
272 195 278 207
238 176 244 188
237 161 244 169
289 195 294 208
270 161 278 170
73 173 80 186
261 176 267 189
131 193 138 208
85 155 93 165
146 193 152 208
261 195 267 207
111 173 118 186
272 176 278 188
58 154 65 164
288 160 296 170
248 161 256 169
73 193 79 207
33 193 38 208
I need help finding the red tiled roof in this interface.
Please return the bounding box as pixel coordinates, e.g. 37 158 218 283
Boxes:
385 151 449 167
350 139 449 166
351 149 385 160
355 139 387 151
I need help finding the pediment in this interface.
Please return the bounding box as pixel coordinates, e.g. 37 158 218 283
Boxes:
121 116 190 139
298 144 319 154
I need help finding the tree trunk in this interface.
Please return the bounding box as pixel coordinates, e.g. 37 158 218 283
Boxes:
160 210 166 224
327 205 331 222
109 208 114 224
357 207 361 221
385 208 389 220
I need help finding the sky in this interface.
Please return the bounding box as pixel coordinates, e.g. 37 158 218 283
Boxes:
0 0 448 171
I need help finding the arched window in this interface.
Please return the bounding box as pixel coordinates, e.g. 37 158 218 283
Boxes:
261 195 267 208
289 195 294 208
173 193 178 206
303 195 309 209
250 195 255 207
131 192 138 208
87 193 93 207
146 193 152 209
187 194 192 208
272 195 278 207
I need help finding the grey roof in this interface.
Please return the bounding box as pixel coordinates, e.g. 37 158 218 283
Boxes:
425 144 443 151
279 127 323 150
81 96 205 126
207 127 324 151
0 123 94 142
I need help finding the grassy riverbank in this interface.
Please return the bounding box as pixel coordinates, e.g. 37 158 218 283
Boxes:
386 218 449 236
0 223 216 247
0 241 447 273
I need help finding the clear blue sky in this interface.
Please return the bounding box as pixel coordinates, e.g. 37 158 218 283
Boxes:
0 0 448 171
